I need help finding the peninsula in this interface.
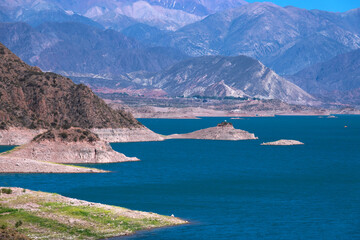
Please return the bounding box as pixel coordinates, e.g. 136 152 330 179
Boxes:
0 187 187 239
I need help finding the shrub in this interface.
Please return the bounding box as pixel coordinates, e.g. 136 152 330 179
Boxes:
59 132 68 139
0 121 7 130
15 220 22 228
87 136 96 143
1 188 12 194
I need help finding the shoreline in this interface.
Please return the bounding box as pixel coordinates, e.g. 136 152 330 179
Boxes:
134 113 360 119
106 221 191 240
0 187 188 239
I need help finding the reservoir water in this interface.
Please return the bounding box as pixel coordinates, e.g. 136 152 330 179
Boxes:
1 116 360 239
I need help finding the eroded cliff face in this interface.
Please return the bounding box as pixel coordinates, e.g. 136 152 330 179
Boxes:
3 128 139 164
0 42 142 130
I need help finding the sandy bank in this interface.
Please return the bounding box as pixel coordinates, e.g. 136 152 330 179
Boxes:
0 157 106 173
0 128 46 145
0 187 187 239
167 122 257 140
261 140 304 145
92 127 165 142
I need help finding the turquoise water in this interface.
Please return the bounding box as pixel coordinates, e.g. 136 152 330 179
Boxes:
1 116 360 239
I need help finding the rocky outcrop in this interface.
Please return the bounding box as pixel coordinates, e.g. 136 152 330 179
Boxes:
261 140 304 146
167 122 257 140
92 127 165 142
3 128 139 164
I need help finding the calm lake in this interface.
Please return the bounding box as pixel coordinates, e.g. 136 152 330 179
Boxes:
1 116 360 239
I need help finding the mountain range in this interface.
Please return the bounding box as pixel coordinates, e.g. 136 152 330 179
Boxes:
0 21 187 76
82 55 316 105
0 0 247 31
0 0 359 106
152 2 360 75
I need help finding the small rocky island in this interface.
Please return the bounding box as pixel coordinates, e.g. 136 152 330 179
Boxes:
167 121 257 140
261 139 304 145
0 187 187 239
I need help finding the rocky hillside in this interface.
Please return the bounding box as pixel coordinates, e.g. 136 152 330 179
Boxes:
156 2 360 74
137 56 315 105
0 42 141 129
289 49 360 105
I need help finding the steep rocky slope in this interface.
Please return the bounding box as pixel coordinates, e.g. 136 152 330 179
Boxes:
0 42 141 130
289 49 360 105
136 56 316 105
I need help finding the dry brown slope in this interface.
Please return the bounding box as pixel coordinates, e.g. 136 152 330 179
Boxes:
0 42 141 130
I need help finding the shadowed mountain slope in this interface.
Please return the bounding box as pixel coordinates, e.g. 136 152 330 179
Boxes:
289 49 360 105
0 22 187 76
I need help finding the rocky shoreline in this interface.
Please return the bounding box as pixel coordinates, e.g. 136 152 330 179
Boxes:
0 187 187 239
0 157 107 173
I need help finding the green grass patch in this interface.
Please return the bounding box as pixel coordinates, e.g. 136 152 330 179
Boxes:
0 205 101 239
39 202 167 233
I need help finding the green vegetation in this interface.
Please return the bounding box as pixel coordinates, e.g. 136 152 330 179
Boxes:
0 189 185 240
1 188 13 194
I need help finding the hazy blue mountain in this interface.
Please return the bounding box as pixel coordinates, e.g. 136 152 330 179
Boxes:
2 0 246 31
143 0 248 16
121 23 170 46
0 22 187 76
157 3 360 74
289 49 360 105
0 0 103 28
0 10 9 22
134 55 316 105
15 9 103 28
